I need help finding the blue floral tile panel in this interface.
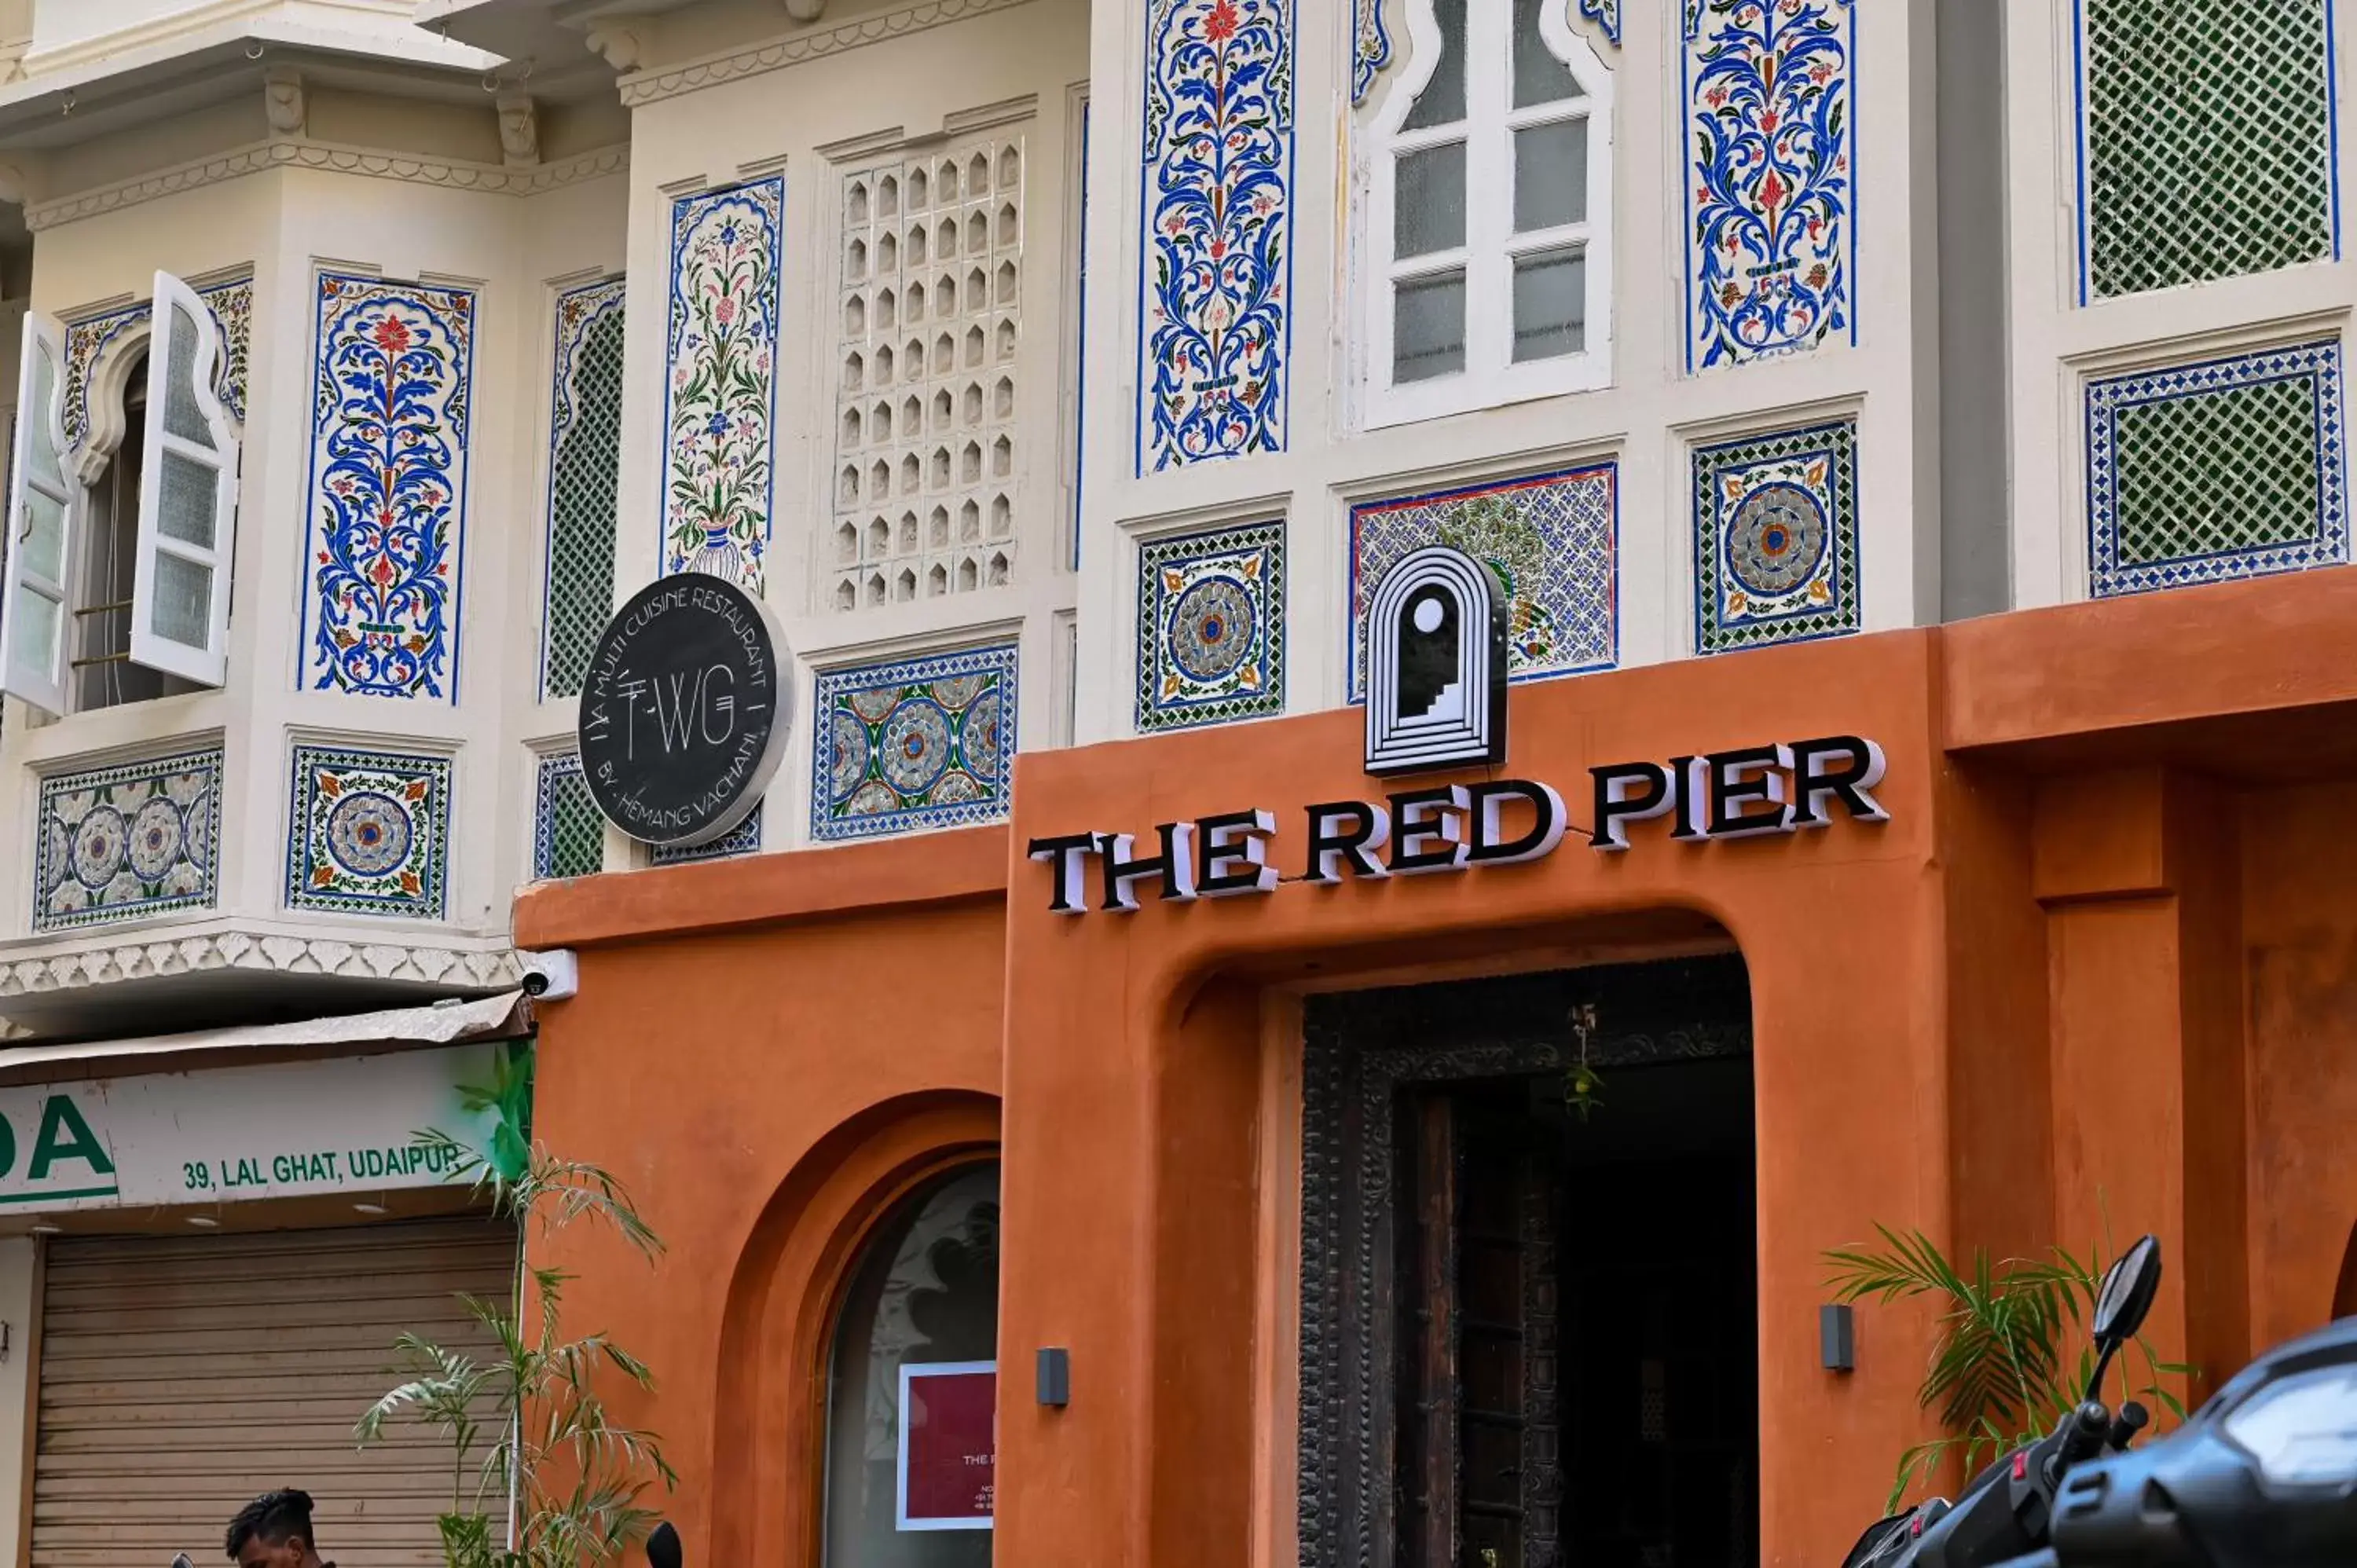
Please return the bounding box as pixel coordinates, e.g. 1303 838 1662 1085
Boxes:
34 748 223 933
812 644 1017 842
1349 464 1618 702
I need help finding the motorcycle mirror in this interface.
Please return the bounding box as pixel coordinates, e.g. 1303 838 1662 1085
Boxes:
172 1555 192 1568
2093 1234 2163 1348
646 1521 681 1568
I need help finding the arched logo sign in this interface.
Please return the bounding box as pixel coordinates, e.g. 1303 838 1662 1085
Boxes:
577 573 791 849
1364 545 1511 775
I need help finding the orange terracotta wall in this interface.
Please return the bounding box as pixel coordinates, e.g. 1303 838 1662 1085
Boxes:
995 631 1956 1568
512 829 1010 1568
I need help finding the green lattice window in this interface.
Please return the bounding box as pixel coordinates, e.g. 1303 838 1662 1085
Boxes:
535 757 604 881
2082 0 2337 299
2087 341 2348 597
543 297 625 698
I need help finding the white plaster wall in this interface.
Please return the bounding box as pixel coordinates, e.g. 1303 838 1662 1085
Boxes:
1071 0 1941 746
2001 0 2357 610
613 0 1091 853
0 151 627 945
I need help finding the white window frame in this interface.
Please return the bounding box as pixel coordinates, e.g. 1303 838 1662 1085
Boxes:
129 269 240 687
0 313 75 717
1359 0 1614 430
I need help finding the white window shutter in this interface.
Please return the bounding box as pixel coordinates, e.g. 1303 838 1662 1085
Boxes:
0 313 75 716
129 270 238 687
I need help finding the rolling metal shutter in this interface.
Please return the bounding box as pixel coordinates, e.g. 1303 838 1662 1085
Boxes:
32 1216 517 1568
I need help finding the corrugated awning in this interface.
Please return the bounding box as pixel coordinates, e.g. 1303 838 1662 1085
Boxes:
0 991 531 1079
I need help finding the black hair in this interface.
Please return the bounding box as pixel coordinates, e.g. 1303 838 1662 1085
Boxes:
225 1490 315 1559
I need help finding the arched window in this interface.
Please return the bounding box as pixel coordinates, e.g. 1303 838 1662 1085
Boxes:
822 1162 1000 1564
1360 0 1613 429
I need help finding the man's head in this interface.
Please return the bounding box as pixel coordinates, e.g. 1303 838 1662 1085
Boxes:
225 1489 320 1568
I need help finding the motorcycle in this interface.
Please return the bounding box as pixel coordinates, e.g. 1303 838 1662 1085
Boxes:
1841 1233 2166 1568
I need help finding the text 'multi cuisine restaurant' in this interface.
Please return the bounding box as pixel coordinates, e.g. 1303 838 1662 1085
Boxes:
519 562 2357 1568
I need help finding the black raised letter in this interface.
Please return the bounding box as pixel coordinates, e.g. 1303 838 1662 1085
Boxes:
1028 833 1101 914
1387 786 1471 874
1304 801 1391 883
1466 781 1567 865
1705 745 1795 837
1787 735 1890 826
1197 809 1281 896
1590 762 1671 851
1098 823 1200 911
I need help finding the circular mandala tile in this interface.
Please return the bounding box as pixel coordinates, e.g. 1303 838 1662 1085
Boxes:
326 791 413 878
847 689 900 724
846 779 903 818
928 770 984 805
1726 482 1829 599
43 816 71 889
72 808 128 889
829 709 873 803
961 689 1004 780
127 797 185 881
932 674 986 709
880 698 954 795
1168 574 1257 684
182 789 214 875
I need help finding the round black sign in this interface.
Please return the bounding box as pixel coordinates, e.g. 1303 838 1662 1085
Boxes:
577 573 791 848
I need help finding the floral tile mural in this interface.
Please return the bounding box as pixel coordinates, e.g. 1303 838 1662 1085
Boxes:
1138 0 1294 472
33 748 223 932
812 644 1017 841
1691 419 1859 653
1135 518 1285 732
62 274 253 448
1349 465 1618 701
299 272 477 701
665 175 784 589
1683 0 1856 371
285 743 452 920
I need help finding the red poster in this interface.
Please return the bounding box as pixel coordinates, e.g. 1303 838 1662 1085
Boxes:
896 1361 996 1530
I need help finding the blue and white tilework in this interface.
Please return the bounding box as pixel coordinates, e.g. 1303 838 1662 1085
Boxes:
1691 419 1860 653
1580 0 1622 46
300 272 477 701
651 804 764 866
62 275 253 449
285 743 452 920
1139 0 1294 471
33 748 222 933
2086 340 2348 599
664 176 784 590
1352 0 1391 102
1683 0 1857 371
1349 466 1618 701
813 644 1017 841
1136 518 1286 732
532 751 604 882
542 277 627 700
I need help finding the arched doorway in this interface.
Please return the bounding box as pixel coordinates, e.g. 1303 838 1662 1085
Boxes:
820 1160 1001 1566
1299 953 1758 1568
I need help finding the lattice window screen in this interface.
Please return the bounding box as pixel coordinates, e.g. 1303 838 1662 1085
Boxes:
543 289 626 698
533 752 604 881
2082 0 2336 299
830 141 1025 610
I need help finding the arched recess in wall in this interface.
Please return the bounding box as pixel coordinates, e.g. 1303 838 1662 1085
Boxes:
706 1090 1000 1568
2333 1218 2357 1318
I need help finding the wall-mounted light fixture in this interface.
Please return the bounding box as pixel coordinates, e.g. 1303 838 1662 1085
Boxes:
1820 1303 1857 1372
1036 1347 1070 1407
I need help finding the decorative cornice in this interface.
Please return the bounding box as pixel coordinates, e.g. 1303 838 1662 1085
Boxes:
619 0 1037 108
0 928 521 1003
27 141 631 231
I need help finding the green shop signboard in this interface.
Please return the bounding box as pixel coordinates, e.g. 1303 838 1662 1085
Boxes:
0 1039 532 1213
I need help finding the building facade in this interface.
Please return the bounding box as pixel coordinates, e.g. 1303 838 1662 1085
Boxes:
0 0 2347 1565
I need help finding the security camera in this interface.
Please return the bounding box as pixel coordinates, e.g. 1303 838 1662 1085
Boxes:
516 948 578 1002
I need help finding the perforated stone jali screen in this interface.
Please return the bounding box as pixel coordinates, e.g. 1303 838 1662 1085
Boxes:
2080 0 2337 300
